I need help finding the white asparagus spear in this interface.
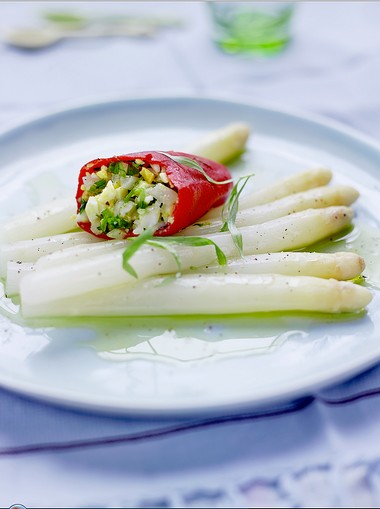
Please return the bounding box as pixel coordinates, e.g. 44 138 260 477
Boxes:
0 231 102 277
182 185 358 236
2 123 250 243
5 262 35 297
185 122 250 164
21 274 372 318
34 238 126 269
20 206 353 305
227 206 352 255
36 204 353 272
202 167 332 220
3 198 78 243
195 252 365 280
9 251 365 297
1 183 355 273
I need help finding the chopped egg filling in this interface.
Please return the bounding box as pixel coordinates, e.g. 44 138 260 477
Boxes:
77 159 178 237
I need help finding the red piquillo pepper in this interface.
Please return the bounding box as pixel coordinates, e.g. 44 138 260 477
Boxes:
76 151 233 239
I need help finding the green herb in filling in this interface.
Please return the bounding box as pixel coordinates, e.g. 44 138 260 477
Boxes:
98 209 131 234
123 185 152 209
136 189 148 209
79 199 87 214
127 164 141 176
108 161 127 177
88 178 107 194
81 158 176 237
123 185 138 203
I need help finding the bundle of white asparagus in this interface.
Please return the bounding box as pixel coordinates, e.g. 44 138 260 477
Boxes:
1 123 372 317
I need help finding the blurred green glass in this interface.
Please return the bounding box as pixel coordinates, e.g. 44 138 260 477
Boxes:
208 1 295 56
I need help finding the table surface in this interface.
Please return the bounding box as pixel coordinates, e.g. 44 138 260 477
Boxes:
2 2 380 507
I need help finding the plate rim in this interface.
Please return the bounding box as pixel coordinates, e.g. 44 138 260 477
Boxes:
3 92 380 156
1 94 380 417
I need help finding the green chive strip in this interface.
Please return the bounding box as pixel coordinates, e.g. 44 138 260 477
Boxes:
158 152 233 186
122 229 155 278
108 161 127 176
221 174 255 256
79 199 87 214
147 239 183 271
122 230 227 278
88 178 107 194
148 236 227 267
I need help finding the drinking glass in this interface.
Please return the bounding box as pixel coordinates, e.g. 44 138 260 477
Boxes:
208 1 295 56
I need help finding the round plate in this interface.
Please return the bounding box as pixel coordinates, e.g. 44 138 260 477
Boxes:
1 96 380 417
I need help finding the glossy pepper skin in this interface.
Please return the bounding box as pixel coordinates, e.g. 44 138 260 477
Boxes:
76 151 233 239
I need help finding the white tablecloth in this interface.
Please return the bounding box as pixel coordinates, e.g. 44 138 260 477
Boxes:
2 2 380 507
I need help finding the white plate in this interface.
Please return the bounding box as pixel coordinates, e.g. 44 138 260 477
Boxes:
1 96 380 417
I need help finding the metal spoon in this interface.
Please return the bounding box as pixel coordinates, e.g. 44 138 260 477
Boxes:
4 24 156 50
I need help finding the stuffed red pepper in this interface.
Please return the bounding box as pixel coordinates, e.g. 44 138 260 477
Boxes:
76 151 233 239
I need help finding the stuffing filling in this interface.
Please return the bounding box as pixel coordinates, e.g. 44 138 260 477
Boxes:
77 159 178 238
